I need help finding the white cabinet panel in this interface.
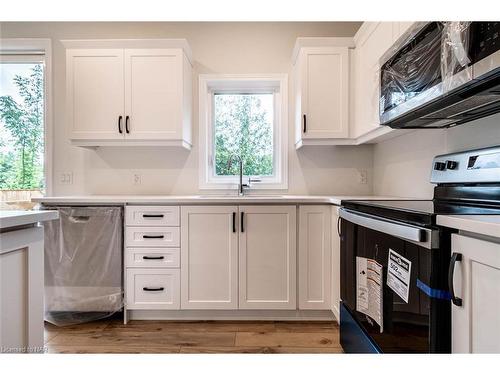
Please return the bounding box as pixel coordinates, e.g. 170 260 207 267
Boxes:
67 49 125 141
124 49 182 140
125 248 180 268
451 234 500 353
239 206 296 309
331 206 341 321
298 205 332 310
125 226 180 247
299 47 349 139
181 206 238 309
125 205 180 226
126 268 180 310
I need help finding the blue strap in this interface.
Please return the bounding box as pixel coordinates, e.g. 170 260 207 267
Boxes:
416 279 451 300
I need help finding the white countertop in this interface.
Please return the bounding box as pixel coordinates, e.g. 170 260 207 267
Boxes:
32 194 406 206
437 215 500 239
0 210 59 230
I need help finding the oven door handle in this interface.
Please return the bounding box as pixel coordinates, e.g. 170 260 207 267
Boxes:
339 208 432 244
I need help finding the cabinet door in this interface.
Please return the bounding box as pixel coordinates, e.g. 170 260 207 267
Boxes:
181 206 238 309
451 234 500 353
67 49 125 140
298 47 349 139
239 206 296 309
298 205 332 310
352 22 395 138
331 207 341 321
124 49 183 140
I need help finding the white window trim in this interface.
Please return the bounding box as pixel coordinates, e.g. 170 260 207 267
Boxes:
0 38 53 196
199 74 288 190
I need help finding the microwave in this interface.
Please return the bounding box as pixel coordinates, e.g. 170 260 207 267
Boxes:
380 22 500 129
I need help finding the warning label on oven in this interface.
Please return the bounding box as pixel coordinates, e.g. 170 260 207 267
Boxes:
356 257 383 333
387 249 411 303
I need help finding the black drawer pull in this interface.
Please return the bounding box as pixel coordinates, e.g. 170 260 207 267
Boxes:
303 114 307 133
142 214 165 218
143 235 165 239
232 212 236 233
118 115 123 134
142 256 165 260
125 115 130 134
241 211 244 233
448 252 463 307
143 287 164 292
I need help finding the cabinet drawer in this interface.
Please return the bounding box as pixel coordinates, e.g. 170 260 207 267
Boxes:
125 248 180 268
126 269 180 310
125 226 180 247
126 206 180 227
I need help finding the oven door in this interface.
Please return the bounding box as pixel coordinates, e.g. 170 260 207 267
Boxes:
339 208 451 353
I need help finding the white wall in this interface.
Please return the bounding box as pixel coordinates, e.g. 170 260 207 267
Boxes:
373 113 500 199
1 22 375 196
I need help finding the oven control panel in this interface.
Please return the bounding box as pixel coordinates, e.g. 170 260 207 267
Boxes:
431 145 500 184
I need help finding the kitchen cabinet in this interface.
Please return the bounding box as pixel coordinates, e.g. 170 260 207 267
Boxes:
450 234 500 353
298 205 332 310
239 205 297 309
331 206 341 321
180 206 238 309
351 22 415 142
0 226 44 353
66 42 192 149
293 41 350 147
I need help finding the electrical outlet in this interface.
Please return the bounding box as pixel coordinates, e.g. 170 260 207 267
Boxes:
358 170 368 185
60 172 73 185
133 174 141 185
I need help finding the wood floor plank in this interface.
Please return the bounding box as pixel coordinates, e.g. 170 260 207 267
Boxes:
274 321 338 333
47 345 181 354
235 332 339 348
105 320 277 333
49 331 236 348
180 346 343 354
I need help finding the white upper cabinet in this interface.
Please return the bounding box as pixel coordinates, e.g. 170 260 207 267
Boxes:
239 205 297 310
351 22 414 141
65 40 192 149
293 40 351 147
67 49 125 141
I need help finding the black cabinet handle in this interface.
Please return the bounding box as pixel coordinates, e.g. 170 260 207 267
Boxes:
303 114 307 133
125 115 130 134
118 115 123 134
143 256 165 260
143 235 164 239
232 212 236 233
142 214 164 218
143 287 164 292
337 216 342 238
448 252 463 306
241 212 244 233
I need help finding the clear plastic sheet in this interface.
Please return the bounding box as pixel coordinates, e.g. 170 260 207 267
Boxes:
42 206 123 326
378 22 474 120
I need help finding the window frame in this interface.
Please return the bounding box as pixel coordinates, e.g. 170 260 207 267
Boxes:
199 74 288 190
0 39 53 196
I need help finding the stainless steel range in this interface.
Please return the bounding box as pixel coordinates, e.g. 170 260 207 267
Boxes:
338 145 500 353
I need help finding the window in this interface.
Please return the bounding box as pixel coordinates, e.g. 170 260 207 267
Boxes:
199 75 288 190
0 39 52 209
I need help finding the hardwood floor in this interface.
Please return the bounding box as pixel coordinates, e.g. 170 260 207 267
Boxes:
44 315 342 354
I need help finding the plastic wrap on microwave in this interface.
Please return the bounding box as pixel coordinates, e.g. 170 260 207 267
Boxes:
42 206 123 326
441 22 473 92
378 22 445 120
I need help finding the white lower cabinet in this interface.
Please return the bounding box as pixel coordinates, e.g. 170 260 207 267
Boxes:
126 268 180 310
180 206 238 309
451 234 500 353
239 206 297 310
331 206 341 321
298 205 332 309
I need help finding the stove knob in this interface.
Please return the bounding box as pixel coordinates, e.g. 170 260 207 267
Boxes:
434 161 446 171
446 160 458 170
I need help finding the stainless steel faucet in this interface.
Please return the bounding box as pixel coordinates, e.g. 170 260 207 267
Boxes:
227 154 261 196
